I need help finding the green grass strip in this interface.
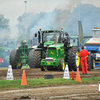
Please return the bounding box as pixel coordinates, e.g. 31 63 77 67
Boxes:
0 77 100 90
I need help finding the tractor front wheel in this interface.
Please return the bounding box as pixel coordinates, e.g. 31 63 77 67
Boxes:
60 60 65 71
41 66 45 71
34 50 42 68
67 47 80 71
28 49 42 68
28 49 35 68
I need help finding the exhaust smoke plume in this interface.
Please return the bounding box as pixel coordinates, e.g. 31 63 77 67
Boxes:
17 3 100 39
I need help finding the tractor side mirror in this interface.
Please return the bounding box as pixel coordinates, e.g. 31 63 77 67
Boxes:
34 33 37 37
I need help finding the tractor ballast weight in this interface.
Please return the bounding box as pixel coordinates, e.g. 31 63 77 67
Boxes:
34 28 80 71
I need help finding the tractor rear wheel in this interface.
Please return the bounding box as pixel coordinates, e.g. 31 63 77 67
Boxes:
60 60 65 71
28 49 35 68
10 49 22 69
67 47 80 71
34 50 42 68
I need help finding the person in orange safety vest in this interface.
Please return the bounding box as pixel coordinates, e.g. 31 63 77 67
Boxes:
79 46 90 74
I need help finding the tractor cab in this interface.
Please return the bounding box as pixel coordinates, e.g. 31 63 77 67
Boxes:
35 28 70 50
69 35 92 47
34 28 70 60
69 35 79 46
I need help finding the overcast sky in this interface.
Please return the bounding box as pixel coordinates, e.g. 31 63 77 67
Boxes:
0 0 100 35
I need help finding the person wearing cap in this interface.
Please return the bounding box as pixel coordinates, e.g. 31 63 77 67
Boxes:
79 46 90 74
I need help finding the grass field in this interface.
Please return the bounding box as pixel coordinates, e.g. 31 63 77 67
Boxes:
0 77 100 90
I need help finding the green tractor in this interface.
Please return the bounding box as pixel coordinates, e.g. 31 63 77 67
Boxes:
9 39 34 69
9 38 41 69
34 28 80 71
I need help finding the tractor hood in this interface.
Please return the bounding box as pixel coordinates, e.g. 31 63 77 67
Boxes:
47 43 64 58
48 43 64 49
85 38 100 46
44 41 55 46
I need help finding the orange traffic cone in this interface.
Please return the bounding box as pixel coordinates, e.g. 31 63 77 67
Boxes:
76 68 81 82
21 70 27 85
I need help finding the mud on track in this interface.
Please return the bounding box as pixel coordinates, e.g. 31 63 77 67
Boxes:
0 84 99 100
0 68 100 79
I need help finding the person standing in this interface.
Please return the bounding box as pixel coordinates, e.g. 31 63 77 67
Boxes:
79 46 90 74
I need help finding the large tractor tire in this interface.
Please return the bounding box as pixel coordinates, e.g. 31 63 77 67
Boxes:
34 50 42 68
28 49 35 68
10 49 22 69
67 47 80 71
28 49 42 68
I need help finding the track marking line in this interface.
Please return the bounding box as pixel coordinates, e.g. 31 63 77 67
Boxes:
0 84 97 94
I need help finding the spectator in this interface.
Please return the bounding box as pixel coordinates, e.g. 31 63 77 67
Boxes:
79 46 90 74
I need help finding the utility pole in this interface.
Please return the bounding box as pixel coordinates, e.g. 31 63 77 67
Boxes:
79 0 80 21
24 1 27 39
24 1 27 13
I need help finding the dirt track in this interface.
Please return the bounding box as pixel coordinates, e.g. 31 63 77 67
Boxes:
0 68 100 80
0 68 100 100
0 84 99 100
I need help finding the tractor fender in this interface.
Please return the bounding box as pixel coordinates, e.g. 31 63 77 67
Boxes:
34 48 42 51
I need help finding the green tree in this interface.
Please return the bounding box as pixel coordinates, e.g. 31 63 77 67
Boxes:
0 14 10 41
0 14 10 30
